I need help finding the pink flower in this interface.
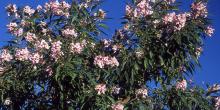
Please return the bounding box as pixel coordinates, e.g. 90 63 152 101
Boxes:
95 84 107 95
37 5 43 11
191 2 208 18
215 97 220 110
163 12 176 24
44 1 60 14
135 88 148 98
20 20 30 27
14 28 23 37
111 103 124 110
44 1 70 17
41 28 49 35
110 57 119 67
15 48 30 61
111 86 121 94
50 1 60 11
45 66 53 76
23 6 35 16
7 22 23 36
125 5 132 16
29 52 42 64
70 42 84 54
35 39 50 50
94 55 105 68
6 4 17 16
134 0 153 17
163 12 187 31
174 13 187 31
25 32 37 42
176 79 187 91
44 1 59 11
0 49 13 62
51 41 63 61
62 28 78 37
94 55 119 68
112 45 118 53
81 39 87 46
102 39 111 47
205 26 214 37
7 22 18 32
79 3 89 9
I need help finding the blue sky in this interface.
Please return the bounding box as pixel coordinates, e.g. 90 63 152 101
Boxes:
0 0 219 85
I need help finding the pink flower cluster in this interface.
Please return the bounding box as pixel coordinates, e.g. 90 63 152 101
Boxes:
25 32 37 42
29 52 42 64
175 79 187 91
6 22 23 36
94 55 119 68
163 12 187 31
95 84 107 95
205 26 214 37
174 13 187 31
215 97 220 110
135 88 148 98
112 45 119 53
44 1 70 17
37 5 43 11
0 49 12 62
10 47 43 64
134 0 153 17
102 39 111 47
163 12 176 24
191 2 208 18
20 20 30 27
23 6 35 16
7 22 18 32
5 4 17 17
62 28 78 37
111 86 121 95
35 39 50 50
125 5 133 17
51 41 63 61
70 42 85 54
14 28 23 37
111 103 124 110
15 48 30 61
125 0 153 18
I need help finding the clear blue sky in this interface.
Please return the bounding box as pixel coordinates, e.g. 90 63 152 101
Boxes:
0 0 219 85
